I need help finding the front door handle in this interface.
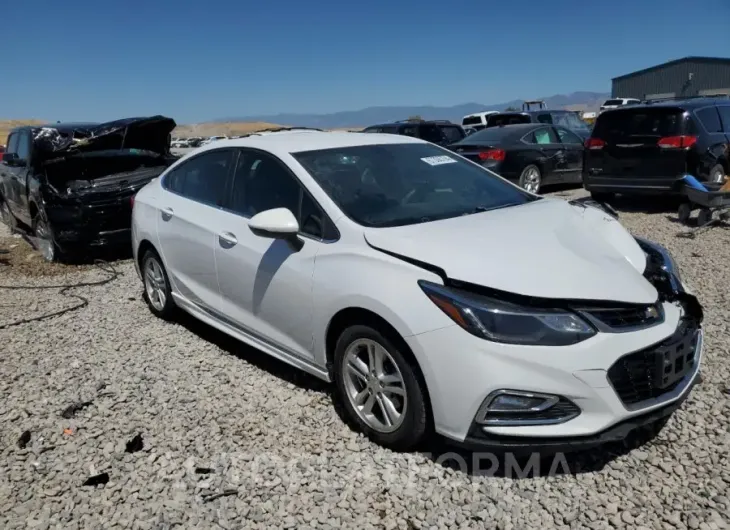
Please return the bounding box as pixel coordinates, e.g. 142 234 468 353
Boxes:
161 207 174 220
219 231 237 246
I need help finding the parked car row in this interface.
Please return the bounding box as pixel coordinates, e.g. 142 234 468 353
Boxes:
0 109 711 455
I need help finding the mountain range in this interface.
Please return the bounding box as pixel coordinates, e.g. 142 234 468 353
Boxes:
218 91 610 128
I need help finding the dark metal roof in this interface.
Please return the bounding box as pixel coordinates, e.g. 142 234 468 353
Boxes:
612 56 730 81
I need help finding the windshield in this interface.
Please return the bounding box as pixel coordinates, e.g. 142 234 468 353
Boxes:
292 143 537 228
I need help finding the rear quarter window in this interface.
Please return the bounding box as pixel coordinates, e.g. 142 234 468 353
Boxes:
695 107 723 133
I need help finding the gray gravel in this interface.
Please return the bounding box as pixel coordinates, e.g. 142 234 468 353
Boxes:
1 187 729 530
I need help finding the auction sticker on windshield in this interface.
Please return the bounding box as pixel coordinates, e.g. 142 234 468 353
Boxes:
421 155 457 166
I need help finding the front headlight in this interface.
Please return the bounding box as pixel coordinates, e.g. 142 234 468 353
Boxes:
419 281 596 346
635 237 682 283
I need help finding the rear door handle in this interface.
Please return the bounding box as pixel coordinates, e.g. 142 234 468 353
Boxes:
219 232 237 246
161 207 174 220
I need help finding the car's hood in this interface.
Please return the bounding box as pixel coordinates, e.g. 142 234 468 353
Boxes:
363 198 657 304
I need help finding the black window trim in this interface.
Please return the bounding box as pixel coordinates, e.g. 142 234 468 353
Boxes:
224 146 340 243
160 147 237 209
716 103 730 133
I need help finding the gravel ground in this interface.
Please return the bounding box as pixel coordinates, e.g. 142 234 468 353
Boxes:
1 187 729 530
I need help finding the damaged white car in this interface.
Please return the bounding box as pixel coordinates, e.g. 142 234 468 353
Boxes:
131 132 704 451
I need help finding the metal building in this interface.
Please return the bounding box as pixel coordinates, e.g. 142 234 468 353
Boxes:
612 56 730 101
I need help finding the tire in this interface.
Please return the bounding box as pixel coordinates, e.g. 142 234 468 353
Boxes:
32 212 59 262
0 198 14 230
677 203 692 224
697 208 713 227
333 324 429 450
141 249 176 320
518 164 542 194
709 164 726 185
590 191 615 203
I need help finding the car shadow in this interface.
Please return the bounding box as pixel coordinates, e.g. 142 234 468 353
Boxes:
171 307 330 394
421 415 671 478
605 195 683 214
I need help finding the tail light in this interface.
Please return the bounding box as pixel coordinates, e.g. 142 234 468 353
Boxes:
478 149 506 161
657 135 697 149
130 194 136 208
585 138 606 150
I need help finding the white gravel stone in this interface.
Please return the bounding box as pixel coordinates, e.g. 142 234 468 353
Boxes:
1 188 729 529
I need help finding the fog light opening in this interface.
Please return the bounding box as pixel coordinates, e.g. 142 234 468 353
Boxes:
475 390 580 426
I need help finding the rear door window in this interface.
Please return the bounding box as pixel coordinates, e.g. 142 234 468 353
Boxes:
593 108 686 143
695 107 723 133
380 125 399 134
533 127 558 144
362 127 381 133
717 105 730 132
400 126 418 137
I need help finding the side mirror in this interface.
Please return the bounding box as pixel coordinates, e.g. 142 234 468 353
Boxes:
248 208 299 238
2 152 21 166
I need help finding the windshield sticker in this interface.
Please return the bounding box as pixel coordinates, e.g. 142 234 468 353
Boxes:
421 155 457 166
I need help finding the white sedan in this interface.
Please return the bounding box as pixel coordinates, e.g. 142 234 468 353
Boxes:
131 131 703 451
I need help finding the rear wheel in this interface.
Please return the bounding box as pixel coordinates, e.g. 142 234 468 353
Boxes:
519 165 542 194
334 324 429 450
709 164 726 185
141 249 176 319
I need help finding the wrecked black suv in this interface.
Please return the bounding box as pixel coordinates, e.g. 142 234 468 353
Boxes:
0 116 177 261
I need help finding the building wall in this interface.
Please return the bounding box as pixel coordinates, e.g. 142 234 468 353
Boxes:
612 59 730 100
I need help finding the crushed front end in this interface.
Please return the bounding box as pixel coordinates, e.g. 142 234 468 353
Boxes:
33 116 178 255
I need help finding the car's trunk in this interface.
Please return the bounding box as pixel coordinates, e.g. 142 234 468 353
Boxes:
587 107 691 179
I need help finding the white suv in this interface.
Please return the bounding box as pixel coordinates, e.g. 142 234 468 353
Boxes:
131 132 703 451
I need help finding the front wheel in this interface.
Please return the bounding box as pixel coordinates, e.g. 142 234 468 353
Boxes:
32 214 58 262
334 325 429 450
518 164 542 194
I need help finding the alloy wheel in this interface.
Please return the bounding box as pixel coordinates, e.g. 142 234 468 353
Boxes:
34 219 55 262
144 257 168 311
342 338 407 433
522 167 541 193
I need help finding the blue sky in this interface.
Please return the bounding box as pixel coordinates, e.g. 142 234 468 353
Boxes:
1 0 728 123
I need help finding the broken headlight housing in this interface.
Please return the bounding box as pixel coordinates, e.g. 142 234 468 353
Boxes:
419 281 596 346
635 237 682 284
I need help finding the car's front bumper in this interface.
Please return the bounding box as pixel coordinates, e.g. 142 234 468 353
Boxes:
405 299 703 450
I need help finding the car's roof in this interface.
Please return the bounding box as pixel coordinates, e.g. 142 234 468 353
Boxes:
599 97 729 113
193 131 424 154
365 121 458 128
